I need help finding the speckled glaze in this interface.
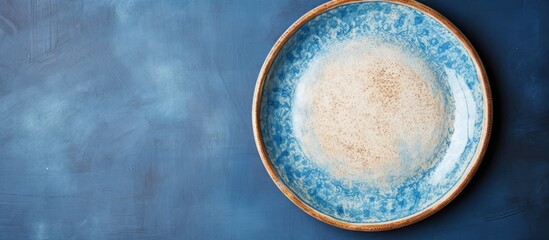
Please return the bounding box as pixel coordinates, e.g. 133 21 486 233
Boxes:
252 0 491 231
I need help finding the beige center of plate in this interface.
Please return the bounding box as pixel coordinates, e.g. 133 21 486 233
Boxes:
293 39 447 187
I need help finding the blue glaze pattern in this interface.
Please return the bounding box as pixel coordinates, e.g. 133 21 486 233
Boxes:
259 2 485 223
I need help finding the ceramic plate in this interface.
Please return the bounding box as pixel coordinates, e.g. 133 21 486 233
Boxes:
252 0 491 231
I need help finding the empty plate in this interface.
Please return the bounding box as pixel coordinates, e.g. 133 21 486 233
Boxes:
252 0 491 231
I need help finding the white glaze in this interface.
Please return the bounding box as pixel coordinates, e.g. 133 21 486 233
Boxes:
293 39 450 187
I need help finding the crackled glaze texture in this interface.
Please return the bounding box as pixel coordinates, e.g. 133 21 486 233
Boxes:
259 2 485 223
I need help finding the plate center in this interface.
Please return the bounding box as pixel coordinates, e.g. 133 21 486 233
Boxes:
293 39 450 187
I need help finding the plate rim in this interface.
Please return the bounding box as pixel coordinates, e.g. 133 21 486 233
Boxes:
252 0 492 231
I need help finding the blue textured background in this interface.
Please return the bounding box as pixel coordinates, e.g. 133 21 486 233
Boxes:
0 0 547 239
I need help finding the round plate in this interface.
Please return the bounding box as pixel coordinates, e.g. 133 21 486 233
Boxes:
252 0 491 231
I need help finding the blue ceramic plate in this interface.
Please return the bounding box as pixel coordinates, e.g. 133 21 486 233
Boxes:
252 0 491 231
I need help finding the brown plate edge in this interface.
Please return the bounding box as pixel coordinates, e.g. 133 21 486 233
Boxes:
251 0 493 232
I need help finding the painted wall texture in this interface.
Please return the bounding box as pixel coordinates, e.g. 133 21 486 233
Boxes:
0 0 547 239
